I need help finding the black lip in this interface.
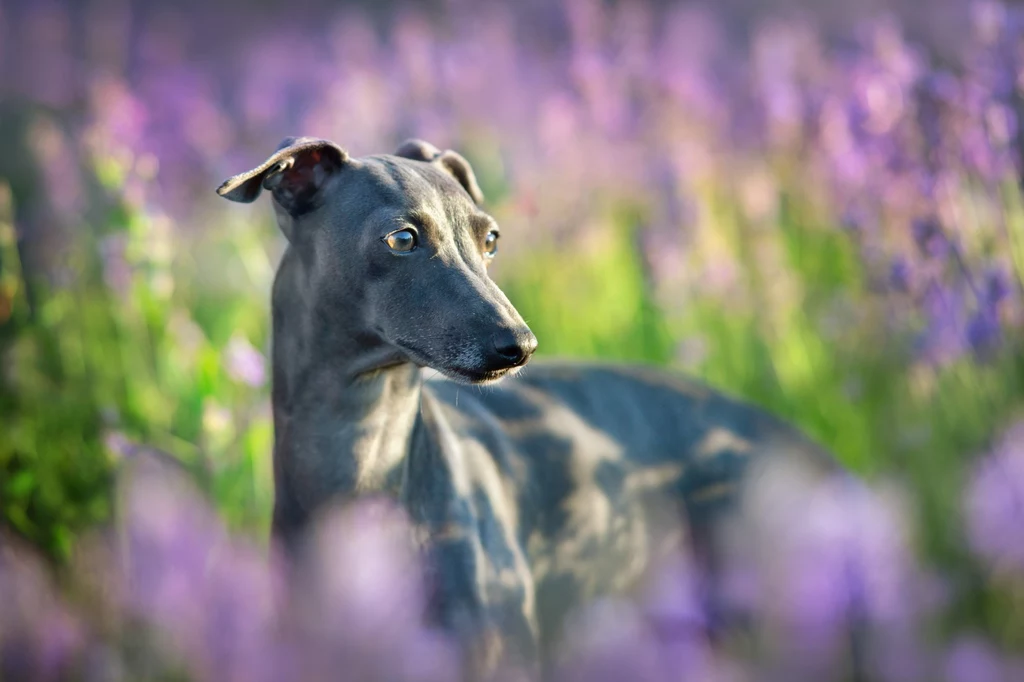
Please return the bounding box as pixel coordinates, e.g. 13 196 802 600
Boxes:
444 365 514 384
393 341 521 384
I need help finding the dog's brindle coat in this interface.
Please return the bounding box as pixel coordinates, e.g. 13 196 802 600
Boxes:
217 137 836 676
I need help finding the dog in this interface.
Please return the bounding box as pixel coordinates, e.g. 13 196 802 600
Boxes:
216 137 838 677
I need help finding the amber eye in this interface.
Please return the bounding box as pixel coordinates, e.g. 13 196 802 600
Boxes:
484 230 499 258
384 229 417 253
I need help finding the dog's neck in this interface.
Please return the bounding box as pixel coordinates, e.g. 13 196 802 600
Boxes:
269 247 424 524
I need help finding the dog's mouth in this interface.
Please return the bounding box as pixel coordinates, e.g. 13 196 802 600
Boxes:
439 364 524 386
393 341 526 386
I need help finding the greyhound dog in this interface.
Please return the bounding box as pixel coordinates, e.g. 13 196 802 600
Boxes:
216 137 837 676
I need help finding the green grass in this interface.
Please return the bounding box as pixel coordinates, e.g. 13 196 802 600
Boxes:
498 211 676 365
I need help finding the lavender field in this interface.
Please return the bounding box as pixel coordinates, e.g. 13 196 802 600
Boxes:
2 0 1024 679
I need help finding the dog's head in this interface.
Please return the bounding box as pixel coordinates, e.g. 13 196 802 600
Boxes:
216 137 536 384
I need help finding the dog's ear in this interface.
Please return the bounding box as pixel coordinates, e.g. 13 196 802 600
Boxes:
394 138 485 205
216 137 348 215
394 139 443 162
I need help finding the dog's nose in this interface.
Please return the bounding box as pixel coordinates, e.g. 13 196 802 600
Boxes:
492 329 538 366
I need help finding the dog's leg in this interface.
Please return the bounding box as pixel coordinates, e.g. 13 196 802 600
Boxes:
408 398 540 680
424 536 534 680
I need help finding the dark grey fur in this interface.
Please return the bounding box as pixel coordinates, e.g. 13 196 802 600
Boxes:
216 137 837 676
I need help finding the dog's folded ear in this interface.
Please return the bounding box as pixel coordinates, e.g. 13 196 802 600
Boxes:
394 139 485 205
216 137 348 215
394 139 443 162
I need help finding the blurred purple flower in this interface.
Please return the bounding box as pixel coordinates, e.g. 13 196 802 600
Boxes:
981 267 1011 307
919 282 968 366
9 0 77 108
0 539 87 682
638 551 724 680
984 103 1017 147
722 460 927 681
965 421 1024 574
98 234 132 297
554 600 668 682
973 1 1008 46
889 257 913 293
120 466 287 682
912 218 952 260
966 307 1001 357
224 334 267 389
26 116 84 224
944 635 1008 682
102 429 134 460
290 498 461 682
675 336 708 370
85 75 148 161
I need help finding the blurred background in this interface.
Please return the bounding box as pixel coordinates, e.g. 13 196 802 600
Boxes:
3 0 1024 677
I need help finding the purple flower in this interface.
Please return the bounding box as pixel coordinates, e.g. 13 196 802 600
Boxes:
224 335 267 389
985 103 1017 147
0 538 87 682
119 466 287 682
102 430 135 460
973 1 1008 46
7 0 77 108
554 600 669 682
944 636 1008 682
98 234 132 297
912 218 952 260
966 307 1001 357
918 282 968 366
675 336 708 370
889 257 913 293
639 551 723 680
982 267 1011 307
720 458 927 680
965 421 1024 574
289 498 461 682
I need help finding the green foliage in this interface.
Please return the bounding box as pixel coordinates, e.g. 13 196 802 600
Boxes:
1 193 111 559
0 188 277 559
498 211 676 365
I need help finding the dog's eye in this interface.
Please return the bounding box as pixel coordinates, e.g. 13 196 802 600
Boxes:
384 229 417 253
484 230 499 258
